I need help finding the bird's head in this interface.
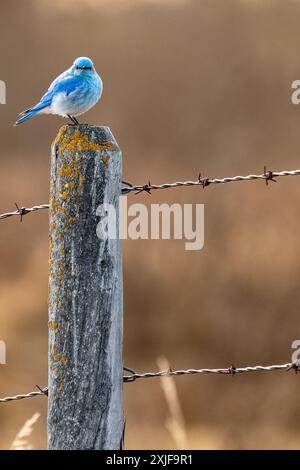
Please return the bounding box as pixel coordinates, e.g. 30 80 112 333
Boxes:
73 57 95 74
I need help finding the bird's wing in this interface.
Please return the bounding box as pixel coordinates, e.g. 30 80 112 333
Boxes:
52 74 83 96
18 73 83 117
48 68 73 91
39 74 83 105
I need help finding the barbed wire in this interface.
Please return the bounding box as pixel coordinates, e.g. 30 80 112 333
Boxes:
1 167 300 221
1 361 299 403
0 386 48 403
122 362 299 382
0 203 49 221
121 166 300 194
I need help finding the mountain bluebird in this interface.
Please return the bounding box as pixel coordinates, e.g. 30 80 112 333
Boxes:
14 57 103 126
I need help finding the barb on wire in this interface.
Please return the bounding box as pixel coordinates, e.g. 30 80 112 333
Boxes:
1 167 300 220
0 385 48 403
0 203 49 221
123 361 300 382
1 362 299 402
121 166 300 195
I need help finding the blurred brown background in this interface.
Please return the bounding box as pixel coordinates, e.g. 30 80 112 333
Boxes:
1 0 300 450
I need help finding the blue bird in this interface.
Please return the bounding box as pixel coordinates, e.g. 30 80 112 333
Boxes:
14 57 103 126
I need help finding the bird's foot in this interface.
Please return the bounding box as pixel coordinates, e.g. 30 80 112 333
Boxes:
67 114 80 125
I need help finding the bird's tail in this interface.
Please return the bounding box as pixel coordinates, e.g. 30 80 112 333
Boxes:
14 108 41 126
14 98 51 126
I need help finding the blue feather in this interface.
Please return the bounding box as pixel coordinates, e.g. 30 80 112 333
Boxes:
14 94 53 126
14 108 41 126
14 57 102 126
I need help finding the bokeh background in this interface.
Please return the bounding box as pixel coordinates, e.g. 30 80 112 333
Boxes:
1 0 300 450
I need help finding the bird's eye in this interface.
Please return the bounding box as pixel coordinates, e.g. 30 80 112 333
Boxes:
76 66 92 70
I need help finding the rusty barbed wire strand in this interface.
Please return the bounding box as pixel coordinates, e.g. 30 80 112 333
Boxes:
0 203 50 221
1 362 299 402
1 167 300 220
121 167 300 194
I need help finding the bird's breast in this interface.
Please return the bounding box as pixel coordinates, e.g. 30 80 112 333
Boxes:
50 74 102 116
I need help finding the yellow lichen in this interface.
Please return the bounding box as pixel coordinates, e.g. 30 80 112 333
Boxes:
79 175 86 193
59 166 80 178
52 125 68 147
52 343 57 356
102 155 109 165
60 191 69 201
61 355 67 364
49 321 60 334
64 181 75 190
54 128 116 153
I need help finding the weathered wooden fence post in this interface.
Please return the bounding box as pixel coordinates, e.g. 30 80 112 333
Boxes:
48 124 123 450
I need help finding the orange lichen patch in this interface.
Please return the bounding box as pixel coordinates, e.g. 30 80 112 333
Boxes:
79 175 86 193
49 238 54 262
52 125 68 147
50 200 67 218
68 216 76 224
54 128 116 154
59 165 80 179
60 191 69 201
59 381 65 392
48 321 60 334
48 265 54 280
102 155 109 165
50 199 58 214
53 353 68 365
64 181 76 190
61 355 67 364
